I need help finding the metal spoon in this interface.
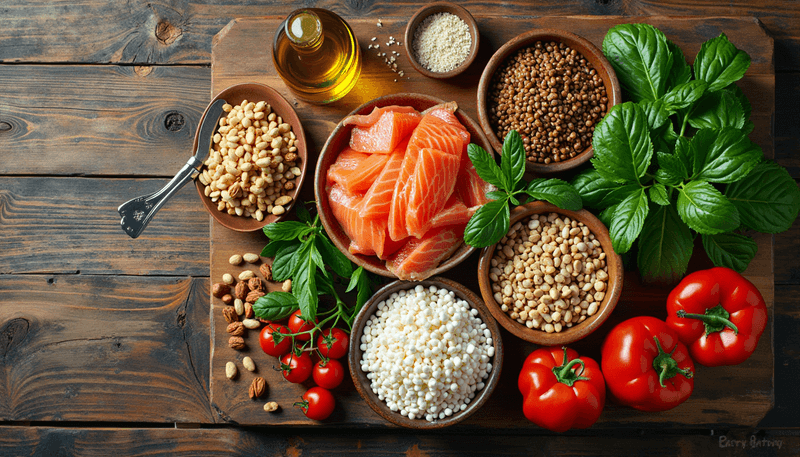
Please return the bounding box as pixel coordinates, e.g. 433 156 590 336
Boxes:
118 98 227 238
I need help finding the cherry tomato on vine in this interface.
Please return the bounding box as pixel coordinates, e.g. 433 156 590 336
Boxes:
317 328 349 359
280 350 313 383
259 324 292 357
313 358 345 389
288 309 317 341
295 386 335 420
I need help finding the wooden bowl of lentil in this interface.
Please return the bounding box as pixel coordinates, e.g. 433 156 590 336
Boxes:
348 276 503 429
314 92 490 279
195 83 308 232
404 2 480 79
477 201 623 345
476 29 621 174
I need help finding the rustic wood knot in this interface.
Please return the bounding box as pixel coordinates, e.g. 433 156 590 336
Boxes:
1 318 30 357
164 111 185 132
0 121 11 132
155 20 182 46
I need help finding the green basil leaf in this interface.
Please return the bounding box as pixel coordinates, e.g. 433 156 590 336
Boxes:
526 179 582 211
609 188 650 254
308 237 327 278
501 130 526 190
295 203 313 224
261 239 296 258
690 128 762 183
741 120 755 136
655 150 688 187
253 292 298 321
263 221 313 241
571 169 641 209
694 33 751 92
663 80 708 110
316 270 336 297
701 232 757 273
649 183 670 206
687 90 746 130
270 241 302 281
602 23 673 102
724 83 752 119
673 135 693 174
591 102 653 184
652 121 678 156
486 190 507 201
666 39 692 88
464 198 510 248
677 180 739 234
468 143 504 190
294 255 317 320
637 202 693 284
598 205 615 228
346 266 373 313
725 161 800 233
640 99 671 130
314 232 352 279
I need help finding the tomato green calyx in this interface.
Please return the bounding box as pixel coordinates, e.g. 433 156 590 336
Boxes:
676 304 739 335
652 336 694 388
293 399 309 412
551 347 590 387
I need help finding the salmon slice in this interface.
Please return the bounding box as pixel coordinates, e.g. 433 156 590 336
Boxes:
328 185 403 259
423 103 471 148
327 148 370 186
428 193 475 229
332 153 391 194
360 146 406 220
387 146 418 241
349 110 422 154
407 114 468 157
406 148 461 238
386 226 465 280
343 105 420 128
455 160 494 208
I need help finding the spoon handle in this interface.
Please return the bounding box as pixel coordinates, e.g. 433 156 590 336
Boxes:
118 156 203 239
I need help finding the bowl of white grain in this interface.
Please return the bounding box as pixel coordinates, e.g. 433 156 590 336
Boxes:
404 2 480 79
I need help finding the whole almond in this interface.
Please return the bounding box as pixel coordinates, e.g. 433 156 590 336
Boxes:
242 356 256 372
248 277 264 292
234 282 249 300
246 290 265 303
244 302 255 319
239 270 255 281
229 254 243 265
222 307 238 324
226 322 245 336
212 283 229 298
228 336 246 350
242 318 261 329
234 299 245 316
282 279 292 292
225 361 237 380
249 376 267 399
263 401 279 412
243 253 260 263
260 263 273 281
222 273 234 285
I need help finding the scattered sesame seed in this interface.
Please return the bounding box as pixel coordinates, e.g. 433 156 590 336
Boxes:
371 37 377 41
377 19 383 27
375 44 380 48
368 44 373 49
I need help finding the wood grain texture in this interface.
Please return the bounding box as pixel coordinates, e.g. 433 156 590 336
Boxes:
208 16 775 427
0 275 212 423
0 65 209 176
0 177 209 275
0 426 798 456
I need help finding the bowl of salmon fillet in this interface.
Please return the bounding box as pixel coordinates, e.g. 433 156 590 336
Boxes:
315 93 494 280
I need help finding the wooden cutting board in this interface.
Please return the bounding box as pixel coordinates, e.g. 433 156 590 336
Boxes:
208 16 774 427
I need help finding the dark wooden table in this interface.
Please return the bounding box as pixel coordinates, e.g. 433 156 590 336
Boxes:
1 1 799 455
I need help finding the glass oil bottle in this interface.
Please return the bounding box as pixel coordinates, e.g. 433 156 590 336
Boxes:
272 9 361 104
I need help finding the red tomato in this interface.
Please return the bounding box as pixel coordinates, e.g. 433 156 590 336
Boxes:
313 358 345 389
280 350 313 383
296 387 335 420
317 328 349 359
259 324 292 357
288 309 317 341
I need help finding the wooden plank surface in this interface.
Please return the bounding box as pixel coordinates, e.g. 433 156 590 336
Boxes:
208 16 775 427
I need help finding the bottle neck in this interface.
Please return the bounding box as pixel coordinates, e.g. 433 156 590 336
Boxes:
286 10 323 52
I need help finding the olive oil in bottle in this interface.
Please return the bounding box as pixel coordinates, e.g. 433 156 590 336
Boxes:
272 9 361 104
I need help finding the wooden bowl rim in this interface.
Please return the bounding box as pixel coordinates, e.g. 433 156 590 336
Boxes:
404 2 480 79
194 82 308 232
348 276 504 429
477 201 624 345
476 28 622 174
314 92 491 279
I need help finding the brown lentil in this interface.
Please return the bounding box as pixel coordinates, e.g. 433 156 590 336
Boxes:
489 213 609 333
488 41 608 164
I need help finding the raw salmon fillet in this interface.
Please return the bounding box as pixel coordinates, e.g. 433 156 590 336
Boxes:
428 193 475 229
360 145 406 220
328 152 390 194
328 185 403 259
349 110 422 154
406 148 461 238
455 161 494 208
327 148 369 185
386 226 465 280
343 105 420 127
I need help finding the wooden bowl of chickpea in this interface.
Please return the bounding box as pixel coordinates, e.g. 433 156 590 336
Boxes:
477 201 623 345
195 83 307 232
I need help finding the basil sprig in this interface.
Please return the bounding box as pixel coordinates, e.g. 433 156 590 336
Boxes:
253 204 373 331
464 130 582 248
573 24 800 284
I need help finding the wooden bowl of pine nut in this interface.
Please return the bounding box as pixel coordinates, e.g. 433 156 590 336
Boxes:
195 83 307 232
477 201 623 345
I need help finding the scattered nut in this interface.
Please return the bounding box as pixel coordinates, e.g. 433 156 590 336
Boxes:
234 282 249 300
246 290 265 303
225 361 238 380
282 279 292 293
221 294 234 305
239 270 256 281
229 336 246 350
249 376 267 399
248 277 264 292
222 307 238 323
245 302 255 319
243 253 260 263
227 322 245 336
229 254 243 265
260 263 273 281
212 283 230 298
242 356 256 372
263 402 279 412
234 299 245 316
242 318 261 329
222 273 235 285
274 195 292 207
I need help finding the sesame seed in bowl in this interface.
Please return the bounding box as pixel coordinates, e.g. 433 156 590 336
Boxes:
404 2 480 79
